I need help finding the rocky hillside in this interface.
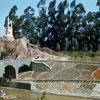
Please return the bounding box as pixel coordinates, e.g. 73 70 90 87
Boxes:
0 37 68 60
36 62 100 80
17 61 100 80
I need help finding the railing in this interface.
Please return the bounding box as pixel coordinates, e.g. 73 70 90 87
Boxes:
32 80 100 83
0 59 31 62
35 60 100 65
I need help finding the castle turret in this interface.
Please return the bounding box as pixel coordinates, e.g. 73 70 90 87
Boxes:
4 17 15 41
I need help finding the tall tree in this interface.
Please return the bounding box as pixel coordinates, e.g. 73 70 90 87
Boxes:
97 0 100 11
21 6 36 44
46 0 57 50
37 0 46 8
36 7 48 46
56 0 68 50
66 2 86 51
74 3 86 51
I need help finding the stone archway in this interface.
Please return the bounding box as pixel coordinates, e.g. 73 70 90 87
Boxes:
3 65 16 79
18 65 31 73
18 65 31 78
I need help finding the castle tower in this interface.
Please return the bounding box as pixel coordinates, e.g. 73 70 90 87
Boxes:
4 17 15 41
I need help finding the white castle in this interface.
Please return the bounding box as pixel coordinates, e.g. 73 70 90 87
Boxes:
4 17 15 41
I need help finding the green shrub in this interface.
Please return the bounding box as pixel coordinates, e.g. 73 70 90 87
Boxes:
80 83 96 90
0 77 7 82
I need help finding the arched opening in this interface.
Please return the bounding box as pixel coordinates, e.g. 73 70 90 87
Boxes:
18 65 31 73
18 65 31 79
3 65 16 79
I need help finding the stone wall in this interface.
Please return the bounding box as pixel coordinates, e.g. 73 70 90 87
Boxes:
31 81 100 98
36 60 100 80
31 61 50 72
0 60 50 78
0 59 31 78
0 82 31 90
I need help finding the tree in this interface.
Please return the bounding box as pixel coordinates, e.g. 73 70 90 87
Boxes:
4 0 100 52
46 0 57 50
56 43 60 51
21 6 36 44
37 0 47 8
70 0 76 10
66 2 86 51
56 0 68 50
4 5 18 27
36 7 48 46
74 3 86 51
83 12 98 51
97 0 100 11
63 38 69 51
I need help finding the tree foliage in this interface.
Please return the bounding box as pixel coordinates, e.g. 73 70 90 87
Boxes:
4 0 100 51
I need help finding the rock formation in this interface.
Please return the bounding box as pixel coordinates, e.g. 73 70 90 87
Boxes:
0 36 68 60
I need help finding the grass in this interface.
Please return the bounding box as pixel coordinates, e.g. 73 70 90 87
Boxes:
60 51 100 58
80 83 96 90
0 87 99 100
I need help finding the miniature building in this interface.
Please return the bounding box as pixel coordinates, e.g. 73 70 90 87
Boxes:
4 17 15 41
0 60 50 79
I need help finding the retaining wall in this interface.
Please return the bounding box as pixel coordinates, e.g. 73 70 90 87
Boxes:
0 82 31 90
31 81 100 98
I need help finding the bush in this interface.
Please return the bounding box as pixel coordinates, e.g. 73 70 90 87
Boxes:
0 77 7 82
80 83 96 90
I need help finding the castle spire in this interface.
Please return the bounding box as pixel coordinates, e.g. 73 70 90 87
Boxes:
4 17 15 41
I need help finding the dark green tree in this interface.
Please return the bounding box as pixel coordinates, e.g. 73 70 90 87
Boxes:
74 3 86 51
4 0 100 52
36 7 48 46
21 6 36 44
46 0 57 50
66 1 86 51
37 0 46 8
56 0 68 50
97 0 100 11
4 5 18 27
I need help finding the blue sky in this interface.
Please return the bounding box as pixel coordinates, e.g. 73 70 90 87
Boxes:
0 0 98 36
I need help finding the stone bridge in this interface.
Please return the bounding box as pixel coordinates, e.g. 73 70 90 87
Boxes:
0 59 50 79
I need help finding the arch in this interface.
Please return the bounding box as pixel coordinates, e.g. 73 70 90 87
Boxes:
18 65 31 73
3 65 16 79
